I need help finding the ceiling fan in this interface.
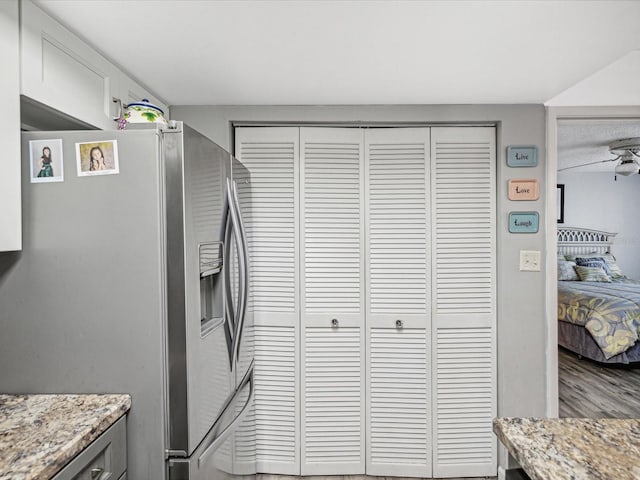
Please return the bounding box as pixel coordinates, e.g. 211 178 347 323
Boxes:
559 137 640 177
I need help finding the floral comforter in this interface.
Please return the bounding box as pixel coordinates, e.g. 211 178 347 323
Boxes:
558 279 640 359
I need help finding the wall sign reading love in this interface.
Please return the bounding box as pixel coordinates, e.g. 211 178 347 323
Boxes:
508 179 539 201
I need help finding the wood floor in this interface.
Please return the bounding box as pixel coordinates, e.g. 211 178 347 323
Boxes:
558 347 640 418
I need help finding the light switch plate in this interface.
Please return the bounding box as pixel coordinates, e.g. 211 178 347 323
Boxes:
520 250 541 271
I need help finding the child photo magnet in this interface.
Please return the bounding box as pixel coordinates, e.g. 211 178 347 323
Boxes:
30 139 64 183
76 140 120 177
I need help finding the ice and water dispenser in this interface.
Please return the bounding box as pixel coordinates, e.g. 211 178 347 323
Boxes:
199 241 224 336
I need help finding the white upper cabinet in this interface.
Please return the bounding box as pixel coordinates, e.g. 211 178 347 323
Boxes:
1 0 21 251
20 0 166 130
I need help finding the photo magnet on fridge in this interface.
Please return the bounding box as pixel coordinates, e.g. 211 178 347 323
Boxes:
76 140 120 177
30 139 64 183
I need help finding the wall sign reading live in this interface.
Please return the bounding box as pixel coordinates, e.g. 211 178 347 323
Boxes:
508 179 539 201
507 145 538 167
509 212 539 233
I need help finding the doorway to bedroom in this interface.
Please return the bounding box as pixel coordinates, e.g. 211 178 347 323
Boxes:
549 109 640 417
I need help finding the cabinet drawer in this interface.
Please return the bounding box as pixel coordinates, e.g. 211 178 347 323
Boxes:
52 416 126 480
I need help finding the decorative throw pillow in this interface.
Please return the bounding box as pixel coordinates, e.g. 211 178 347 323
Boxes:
566 252 615 263
575 257 611 276
607 261 625 279
575 265 612 282
558 260 579 281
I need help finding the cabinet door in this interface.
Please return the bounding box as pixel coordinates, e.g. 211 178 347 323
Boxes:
0 0 21 252
364 128 432 477
235 127 300 474
21 0 119 129
300 127 365 475
431 127 496 478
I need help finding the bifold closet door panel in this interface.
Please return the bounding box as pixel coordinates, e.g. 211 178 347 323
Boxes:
430 127 497 479
364 128 432 477
300 127 366 475
235 127 300 474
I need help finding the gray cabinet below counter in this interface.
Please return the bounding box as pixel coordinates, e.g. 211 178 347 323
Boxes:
52 416 126 480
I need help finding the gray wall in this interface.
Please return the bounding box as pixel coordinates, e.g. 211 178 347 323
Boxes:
557 170 640 278
172 104 548 466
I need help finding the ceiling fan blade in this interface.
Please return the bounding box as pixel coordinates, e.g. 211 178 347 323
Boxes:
558 155 621 172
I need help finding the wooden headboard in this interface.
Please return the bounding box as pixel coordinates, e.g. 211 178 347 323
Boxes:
557 226 617 257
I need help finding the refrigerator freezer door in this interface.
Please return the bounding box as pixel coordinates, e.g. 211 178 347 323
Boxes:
165 124 234 455
167 365 256 480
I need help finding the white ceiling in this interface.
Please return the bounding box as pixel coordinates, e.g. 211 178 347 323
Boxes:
33 0 640 106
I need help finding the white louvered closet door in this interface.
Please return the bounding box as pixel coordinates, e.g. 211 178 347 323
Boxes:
300 127 366 475
364 128 432 477
235 128 300 474
430 127 496 478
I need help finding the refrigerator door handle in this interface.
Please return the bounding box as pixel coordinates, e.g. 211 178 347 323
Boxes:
221 186 235 368
197 362 254 468
225 177 245 369
231 180 249 363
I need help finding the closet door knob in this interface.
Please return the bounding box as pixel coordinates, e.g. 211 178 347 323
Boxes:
395 319 403 329
331 318 339 328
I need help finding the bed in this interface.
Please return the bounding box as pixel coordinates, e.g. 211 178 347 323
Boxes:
557 226 640 364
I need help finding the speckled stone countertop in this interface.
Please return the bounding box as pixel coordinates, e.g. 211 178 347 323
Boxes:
494 417 640 480
0 394 131 480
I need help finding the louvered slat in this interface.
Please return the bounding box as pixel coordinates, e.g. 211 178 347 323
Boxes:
369 328 429 474
367 131 429 315
303 327 363 469
235 127 300 474
254 326 297 467
435 328 494 472
301 128 365 475
302 134 362 313
433 135 493 315
432 127 496 478
364 128 431 477
237 136 297 313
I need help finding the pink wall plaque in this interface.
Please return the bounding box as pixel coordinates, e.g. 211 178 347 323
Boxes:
508 179 539 201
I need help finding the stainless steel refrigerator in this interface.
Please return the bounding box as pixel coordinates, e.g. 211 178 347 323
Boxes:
0 122 255 480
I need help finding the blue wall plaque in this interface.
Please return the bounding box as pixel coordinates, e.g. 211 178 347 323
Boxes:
509 212 539 233
507 145 538 167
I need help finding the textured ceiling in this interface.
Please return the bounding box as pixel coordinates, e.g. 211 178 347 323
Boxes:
32 0 640 106
558 120 640 173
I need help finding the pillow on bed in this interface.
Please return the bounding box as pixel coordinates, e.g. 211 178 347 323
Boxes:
575 265 612 282
575 257 611 275
566 252 615 263
573 255 626 279
558 260 579 281
607 262 625 279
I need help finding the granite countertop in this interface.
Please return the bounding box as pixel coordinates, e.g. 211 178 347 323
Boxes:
494 417 640 480
0 394 131 480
